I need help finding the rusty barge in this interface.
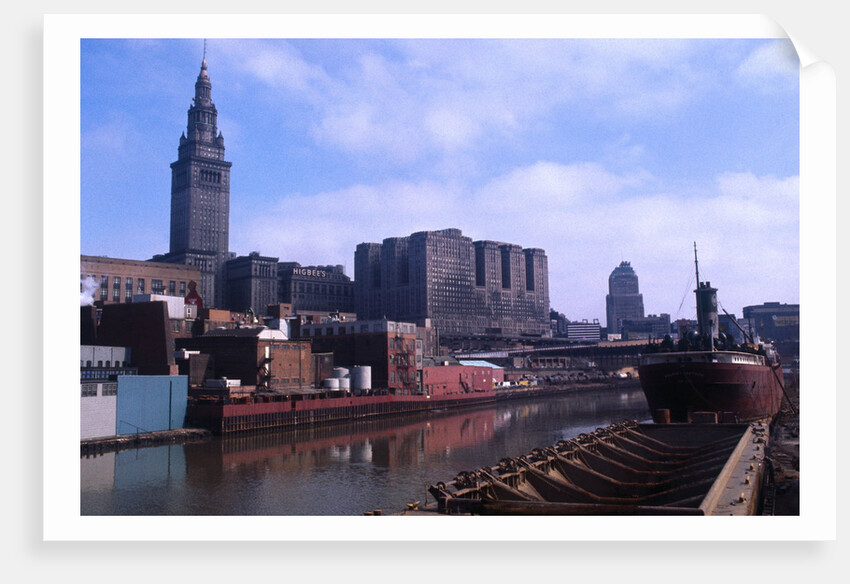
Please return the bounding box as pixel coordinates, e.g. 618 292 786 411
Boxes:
421 420 771 516
185 381 625 435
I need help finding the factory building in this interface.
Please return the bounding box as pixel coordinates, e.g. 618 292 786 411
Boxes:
298 319 418 393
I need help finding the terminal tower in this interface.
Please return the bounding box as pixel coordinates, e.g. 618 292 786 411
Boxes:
155 55 232 309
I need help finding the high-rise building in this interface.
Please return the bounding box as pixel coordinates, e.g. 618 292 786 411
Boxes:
605 261 645 334
225 252 279 316
355 228 550 339
154 56 232 309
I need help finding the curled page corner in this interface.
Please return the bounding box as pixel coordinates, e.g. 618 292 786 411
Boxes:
786 33 823 69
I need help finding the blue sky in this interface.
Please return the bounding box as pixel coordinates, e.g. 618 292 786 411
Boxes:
80 35 799 325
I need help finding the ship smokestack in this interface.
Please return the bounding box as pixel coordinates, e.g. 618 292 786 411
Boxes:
696 281 719 342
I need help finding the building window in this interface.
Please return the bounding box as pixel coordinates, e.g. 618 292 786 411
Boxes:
81 385 97 397
169 281 177 296
125 278 133 301
179 281 186 297
152 279 164 294
137 278 145 294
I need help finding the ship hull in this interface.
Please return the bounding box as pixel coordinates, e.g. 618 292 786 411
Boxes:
638 357 783 423
186 391 498 434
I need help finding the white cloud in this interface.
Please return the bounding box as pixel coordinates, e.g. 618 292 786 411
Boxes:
225 38 724 168
233 155 798 322
735 40 799 93
222 40 333 98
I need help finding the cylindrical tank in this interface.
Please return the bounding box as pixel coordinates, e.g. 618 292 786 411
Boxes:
338 377 350 390
351 366 372 391
333 367 349 379
322 378 340 390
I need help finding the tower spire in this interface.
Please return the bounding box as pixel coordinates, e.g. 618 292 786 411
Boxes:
168 50 232 310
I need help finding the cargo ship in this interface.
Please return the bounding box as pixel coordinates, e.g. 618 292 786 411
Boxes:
637 244 786 423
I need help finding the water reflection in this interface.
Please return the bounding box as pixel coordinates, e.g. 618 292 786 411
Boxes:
81 384 650 515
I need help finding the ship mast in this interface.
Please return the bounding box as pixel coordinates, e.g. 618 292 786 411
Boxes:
694 242 702 336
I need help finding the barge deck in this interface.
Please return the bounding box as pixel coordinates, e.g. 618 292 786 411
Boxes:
419 420 772 516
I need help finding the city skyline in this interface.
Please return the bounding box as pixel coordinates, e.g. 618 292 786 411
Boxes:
80 31 800 325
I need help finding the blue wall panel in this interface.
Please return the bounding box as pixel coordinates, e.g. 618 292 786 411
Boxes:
116 376 188 435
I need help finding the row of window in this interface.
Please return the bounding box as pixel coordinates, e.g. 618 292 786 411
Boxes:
199 169 222 184
80 369 136 380
81 360 130 368
80 383 118 397
294 282 353 296
85 275 190 302
276 378 307 384
388 371 416 384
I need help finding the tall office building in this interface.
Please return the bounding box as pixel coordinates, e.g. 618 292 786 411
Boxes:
225 252 279 316
605 261 645 335
154 56 232 309
355 228 550 338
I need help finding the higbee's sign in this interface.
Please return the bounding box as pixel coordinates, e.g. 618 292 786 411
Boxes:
293 268 328 278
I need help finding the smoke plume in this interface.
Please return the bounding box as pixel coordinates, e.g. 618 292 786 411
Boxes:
80 276 98 306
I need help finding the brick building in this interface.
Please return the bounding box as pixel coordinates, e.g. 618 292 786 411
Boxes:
81 255 202 307
299 319 418 393
86 300 180 376
354 228 550 341
421 358 500 397
278 262 355 314
176 326 315 392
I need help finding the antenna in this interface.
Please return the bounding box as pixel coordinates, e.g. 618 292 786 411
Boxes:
203 39 207 61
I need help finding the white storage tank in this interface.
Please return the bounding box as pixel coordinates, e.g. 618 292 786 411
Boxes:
351 366 372 391
333 367 349 379
322 378 341 390
338 377 351 390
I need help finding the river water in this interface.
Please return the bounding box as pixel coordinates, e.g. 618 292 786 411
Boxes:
81 383 651 516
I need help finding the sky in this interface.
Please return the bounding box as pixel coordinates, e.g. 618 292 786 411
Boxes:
80 35 800 326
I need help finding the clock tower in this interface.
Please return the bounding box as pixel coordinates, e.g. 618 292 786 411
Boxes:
163 55 232 309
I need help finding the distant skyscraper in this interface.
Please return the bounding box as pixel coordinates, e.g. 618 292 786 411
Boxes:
605 261 645 335
154 55 232 309
355 228 550 338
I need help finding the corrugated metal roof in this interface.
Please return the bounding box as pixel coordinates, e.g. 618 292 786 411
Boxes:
203 326 288 340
